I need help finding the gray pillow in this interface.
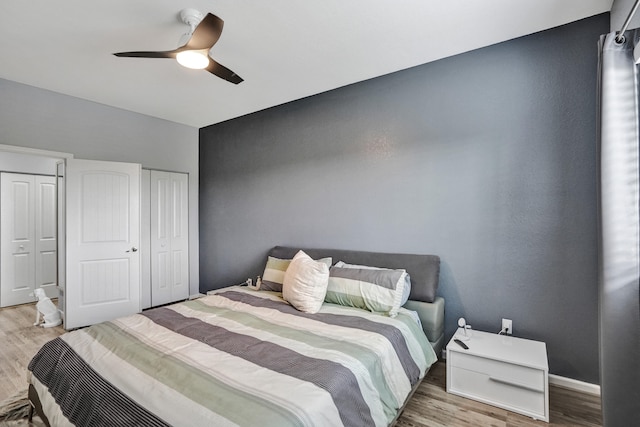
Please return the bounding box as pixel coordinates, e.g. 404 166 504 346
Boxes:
334 261 412 306
326 266 407 317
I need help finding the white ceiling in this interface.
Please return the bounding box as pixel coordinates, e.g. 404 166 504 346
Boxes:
0 1 613 128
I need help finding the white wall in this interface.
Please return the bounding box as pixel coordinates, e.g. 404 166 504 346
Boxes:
0 78 200 295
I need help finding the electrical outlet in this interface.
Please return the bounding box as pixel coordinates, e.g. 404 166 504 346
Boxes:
502 318 513 335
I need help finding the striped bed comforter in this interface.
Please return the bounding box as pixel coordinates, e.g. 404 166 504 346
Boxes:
28 287 437 427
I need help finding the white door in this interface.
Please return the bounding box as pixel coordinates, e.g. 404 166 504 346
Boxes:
35 176 57 298
151 171 189 306
168 172 189 302
140 169 151 309
64 159 141 329
1 173 57 307
1 173 36 306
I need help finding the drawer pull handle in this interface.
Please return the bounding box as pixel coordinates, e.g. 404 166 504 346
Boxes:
489 376 543 393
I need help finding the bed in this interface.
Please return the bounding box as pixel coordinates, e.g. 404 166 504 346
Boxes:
27 247 445 427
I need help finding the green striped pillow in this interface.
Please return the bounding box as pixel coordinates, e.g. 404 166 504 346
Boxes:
260 256 332 292
326 267 407 317
334 261 412 306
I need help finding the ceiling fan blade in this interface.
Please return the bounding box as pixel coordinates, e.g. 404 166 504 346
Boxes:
185 13 224 50
113 50 179 59
206 58 243 84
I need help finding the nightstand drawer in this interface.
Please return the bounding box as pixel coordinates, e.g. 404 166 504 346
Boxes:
449 351 544 392
446 331 548 421
449 365 546 416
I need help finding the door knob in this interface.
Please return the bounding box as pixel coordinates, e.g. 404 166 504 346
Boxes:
126 247 138 253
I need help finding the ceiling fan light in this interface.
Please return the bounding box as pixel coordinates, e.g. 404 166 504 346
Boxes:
176 51 209 69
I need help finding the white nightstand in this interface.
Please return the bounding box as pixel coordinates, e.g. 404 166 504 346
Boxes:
446 329 549 422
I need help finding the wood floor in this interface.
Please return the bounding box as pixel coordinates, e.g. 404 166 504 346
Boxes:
0 303 602 426
0 302 64 403
396 362 602 427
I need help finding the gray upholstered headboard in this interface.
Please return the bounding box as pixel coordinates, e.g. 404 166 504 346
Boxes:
267 246 445 357
268 246 440 303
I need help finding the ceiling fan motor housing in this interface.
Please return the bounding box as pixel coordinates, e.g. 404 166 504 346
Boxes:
180 8 204 31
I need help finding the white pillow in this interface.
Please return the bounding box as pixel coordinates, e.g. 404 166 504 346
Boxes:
282 250 330 314
260 256 332 292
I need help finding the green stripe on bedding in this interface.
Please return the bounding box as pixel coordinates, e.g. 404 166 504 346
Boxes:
218 290 422 386
393 312 437 366
143 307 375 427
85 322 304 427
183 299 399 412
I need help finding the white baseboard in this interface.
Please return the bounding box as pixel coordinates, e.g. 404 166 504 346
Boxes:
548 374 600 396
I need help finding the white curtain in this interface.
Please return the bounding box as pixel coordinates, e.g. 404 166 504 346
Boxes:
597 30 640 426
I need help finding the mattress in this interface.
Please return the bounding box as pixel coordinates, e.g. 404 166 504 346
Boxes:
28 286 437 426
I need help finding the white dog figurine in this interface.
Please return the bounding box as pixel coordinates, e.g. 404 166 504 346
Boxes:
31 288 62 328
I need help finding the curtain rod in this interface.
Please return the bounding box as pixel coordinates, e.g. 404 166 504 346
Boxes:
616 0 640 43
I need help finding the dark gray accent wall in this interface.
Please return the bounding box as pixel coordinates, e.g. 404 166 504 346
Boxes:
200 14 608 383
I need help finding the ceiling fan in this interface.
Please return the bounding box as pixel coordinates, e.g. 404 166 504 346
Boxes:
114 9 243 84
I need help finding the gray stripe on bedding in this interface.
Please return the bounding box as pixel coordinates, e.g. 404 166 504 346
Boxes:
183 299 399 410
143 307 375 427
219 290 421 385
89 321 305 427
259 280 282 292
28 337 170 427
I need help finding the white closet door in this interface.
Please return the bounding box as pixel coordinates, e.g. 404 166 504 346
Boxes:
35 175 57 298
64 159 141 329
169 172 189 301
1 173 36 307
151 171 172 306
140 169 151 309
151 171 188 306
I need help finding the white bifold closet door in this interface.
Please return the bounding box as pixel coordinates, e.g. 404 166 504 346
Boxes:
145 170 189 307
1 173 57 307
